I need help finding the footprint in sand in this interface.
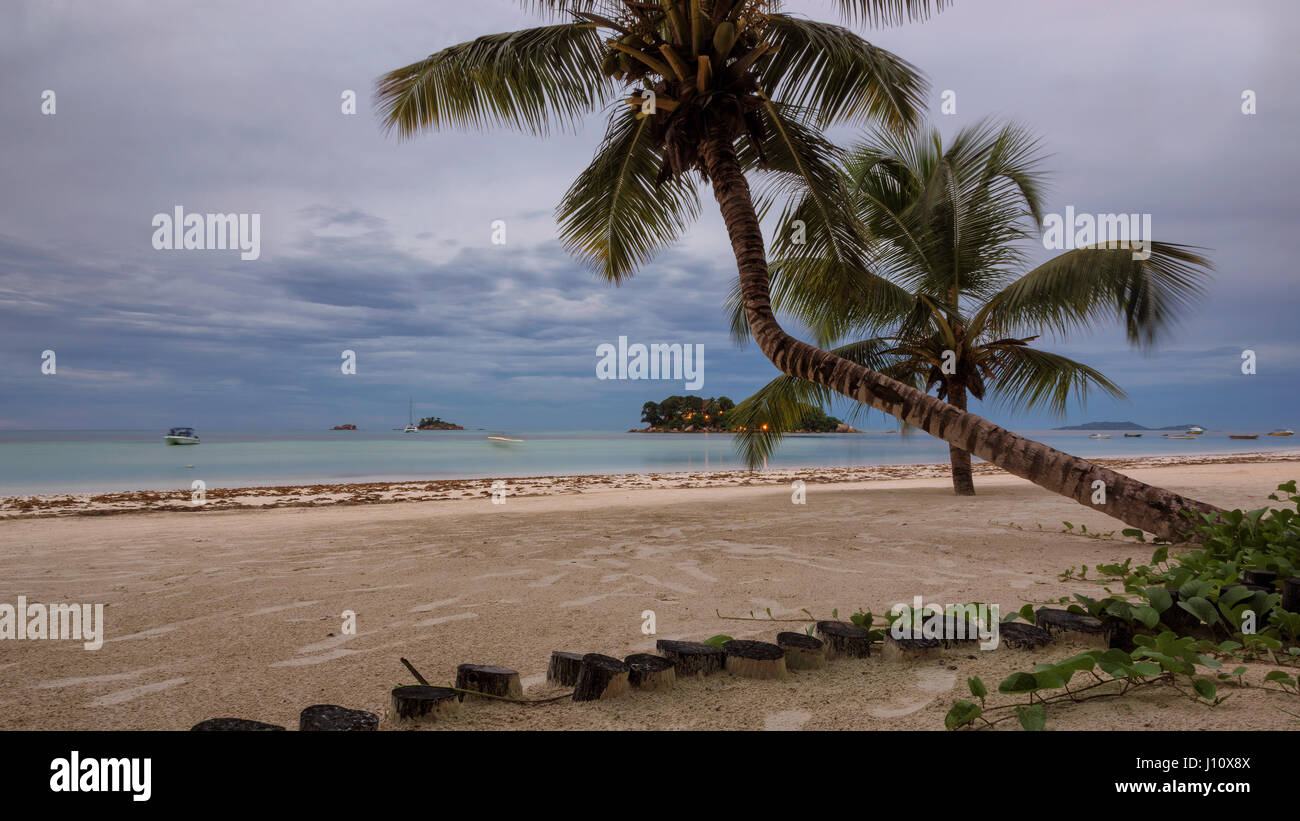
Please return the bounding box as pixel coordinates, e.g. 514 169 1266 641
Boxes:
867 668 957 718
763 710 812 731
247 601 321 616
413 612 477 627
88 678 186 707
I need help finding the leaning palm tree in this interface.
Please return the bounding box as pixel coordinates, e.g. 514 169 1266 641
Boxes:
728 120 1210 496
375 0 1220 538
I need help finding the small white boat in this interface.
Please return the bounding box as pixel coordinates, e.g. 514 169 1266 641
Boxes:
1164 434 1195 439
1185 426 1205 435
1089 433 1111 439
403 397 418 432
165 427 200 445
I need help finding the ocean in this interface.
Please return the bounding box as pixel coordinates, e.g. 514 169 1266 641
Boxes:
0 429 1293 496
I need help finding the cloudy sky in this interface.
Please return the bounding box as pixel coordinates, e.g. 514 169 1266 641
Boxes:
1 0 1296 431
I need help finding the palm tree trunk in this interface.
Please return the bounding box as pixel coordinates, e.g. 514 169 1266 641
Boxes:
698 132 1220 540
945 381 976 496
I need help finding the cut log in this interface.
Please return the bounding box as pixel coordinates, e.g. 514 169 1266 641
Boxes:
390 685 461 723
572 654 630 701
298 704 379 732
655 639 725 677
722 640 786 679
1284 578 1300 613
547 651 585 686
814 620 872 659
455 664 523 701
998 621 1054 650
1161 591 1204 633
776 632 826 670
190 717 285 731
1243 569 1279 587
882 634 942 662
1034 608 1110 648
624 653 676 691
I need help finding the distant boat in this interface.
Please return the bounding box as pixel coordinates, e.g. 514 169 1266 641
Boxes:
165 427 200 445
487 436 524 444
1164 434 1195 439
1229 434 1259 440
404 397 418 433
1124 433 1143 438
1185 426 1206 435
1269 429 1294 437
1089 433 1111 439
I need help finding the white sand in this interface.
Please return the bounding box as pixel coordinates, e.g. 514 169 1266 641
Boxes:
0 460 1297 730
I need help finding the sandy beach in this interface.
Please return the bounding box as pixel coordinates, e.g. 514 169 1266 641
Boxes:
2 456 1298 731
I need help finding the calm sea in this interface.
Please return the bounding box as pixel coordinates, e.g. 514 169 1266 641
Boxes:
0 429 1294 495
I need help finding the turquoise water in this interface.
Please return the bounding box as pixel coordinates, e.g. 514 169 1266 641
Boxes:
0 429 1293 495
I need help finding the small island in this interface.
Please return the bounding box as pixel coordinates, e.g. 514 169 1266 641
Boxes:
631 395 857 433
417 416 464 431
1054 421 1206 431
331 424 357 430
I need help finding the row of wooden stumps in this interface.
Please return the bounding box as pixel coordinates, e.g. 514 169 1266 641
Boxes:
201 592 1263 728
191 704 379 732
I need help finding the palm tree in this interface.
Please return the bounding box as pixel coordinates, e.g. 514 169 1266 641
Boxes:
375 0 1221 538
727 120 1211 496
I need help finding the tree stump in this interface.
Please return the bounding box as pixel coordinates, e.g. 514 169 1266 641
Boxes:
1284 578 1300 613
722 640 787 679
572 654 630 701
998 621 1054 650
390 685 461 723
776 632 826 670
882 634 942 661
547 651 585 686
298 704 379 732
1034 608 1109 648
190 717 285 731
624 653 676 691
455 664 523 701
1243 569 1278 587
655 639 725 677
814 621 872 659
1162 592 1204 633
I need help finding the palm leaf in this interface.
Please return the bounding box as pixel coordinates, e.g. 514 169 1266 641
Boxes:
987 241 1212 348
984 345 1126 417
759 15 928 133
557 105 701 282
375 23 612 137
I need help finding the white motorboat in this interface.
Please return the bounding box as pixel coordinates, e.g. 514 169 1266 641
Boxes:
165 427 200 445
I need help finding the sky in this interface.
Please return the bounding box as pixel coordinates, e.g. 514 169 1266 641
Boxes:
0 0 1297 432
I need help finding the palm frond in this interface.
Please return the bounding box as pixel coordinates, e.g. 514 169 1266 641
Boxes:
759 15 928 132
984 345 1126 417
730 338 900 468
827 0 953 27
987 241 1213 348
376 23 612 137
557 105 701 282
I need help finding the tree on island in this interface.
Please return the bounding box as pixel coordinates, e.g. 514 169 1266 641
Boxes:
376 0 1221 538
726 121 1210 495
417 416 464 430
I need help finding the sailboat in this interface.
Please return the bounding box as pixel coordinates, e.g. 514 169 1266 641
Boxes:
403 397 418 433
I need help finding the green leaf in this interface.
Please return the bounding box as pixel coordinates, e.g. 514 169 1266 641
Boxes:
967 676 987 701
1144 586 1172 613
944 700 982 730
1016 703 1046 731
1192 678 1216 700
1176 596 1220 626
1132 605 1159 629
702 634 733 648
1122 528 1146 542
998 672 1039 694
1152 546 1169 565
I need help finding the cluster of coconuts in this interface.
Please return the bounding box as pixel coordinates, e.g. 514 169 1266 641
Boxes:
597 0 766 93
